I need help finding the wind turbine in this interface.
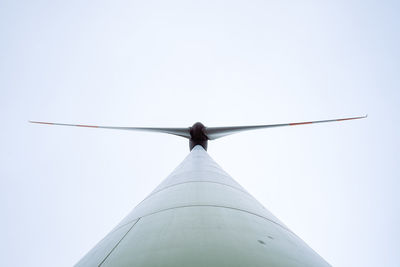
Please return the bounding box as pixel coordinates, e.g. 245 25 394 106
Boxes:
30 115 366 267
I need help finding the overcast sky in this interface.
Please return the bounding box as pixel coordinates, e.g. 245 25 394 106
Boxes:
1 0 399 266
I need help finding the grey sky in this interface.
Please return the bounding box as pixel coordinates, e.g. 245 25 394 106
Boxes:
1 0 399 266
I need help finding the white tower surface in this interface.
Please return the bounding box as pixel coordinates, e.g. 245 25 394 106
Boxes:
75 146 330 267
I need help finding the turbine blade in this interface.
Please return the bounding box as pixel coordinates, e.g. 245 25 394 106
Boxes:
206 115 367 140
29 121 191 139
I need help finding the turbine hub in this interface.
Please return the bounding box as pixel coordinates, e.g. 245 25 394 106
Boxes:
189 122 208 151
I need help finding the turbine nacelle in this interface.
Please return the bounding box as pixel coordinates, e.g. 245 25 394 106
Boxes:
189 122 208 151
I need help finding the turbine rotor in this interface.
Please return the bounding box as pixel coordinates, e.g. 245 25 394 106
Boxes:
30 115 367 151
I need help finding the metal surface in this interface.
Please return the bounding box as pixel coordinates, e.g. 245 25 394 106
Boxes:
75 146 331 267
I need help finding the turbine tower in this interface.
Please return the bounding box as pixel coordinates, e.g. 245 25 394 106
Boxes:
30 115 366 266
